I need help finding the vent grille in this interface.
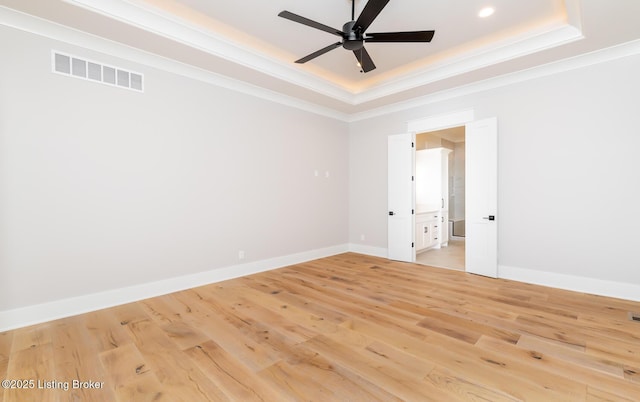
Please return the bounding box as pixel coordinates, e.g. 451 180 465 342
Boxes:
630 312 640 322
52 51 143 92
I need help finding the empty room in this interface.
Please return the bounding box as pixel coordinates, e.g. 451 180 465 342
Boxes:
1 0 640 400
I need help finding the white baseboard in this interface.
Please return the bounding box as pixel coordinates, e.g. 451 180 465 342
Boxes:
6 246 635 331
0 244 349 332
499 265 640 302
348 243 388 258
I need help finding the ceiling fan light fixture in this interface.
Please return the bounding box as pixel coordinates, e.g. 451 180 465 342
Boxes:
278 0 434 73
478 7 495 18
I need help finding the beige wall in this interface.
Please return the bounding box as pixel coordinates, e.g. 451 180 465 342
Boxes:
0 25 349 312
349 52 640 288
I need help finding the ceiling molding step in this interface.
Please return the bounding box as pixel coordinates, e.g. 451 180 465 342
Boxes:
353 23 584 105
0 5 350 121
348 38 640 122
57 0 586 107
61 0 355 104
3 3 639 122
564 0 583 32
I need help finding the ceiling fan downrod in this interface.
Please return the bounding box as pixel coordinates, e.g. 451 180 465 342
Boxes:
278 0 435 73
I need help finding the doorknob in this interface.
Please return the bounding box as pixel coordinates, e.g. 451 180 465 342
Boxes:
389 211 395 216
482 215 495 221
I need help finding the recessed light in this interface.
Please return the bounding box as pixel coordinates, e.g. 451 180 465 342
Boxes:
478 7 495 18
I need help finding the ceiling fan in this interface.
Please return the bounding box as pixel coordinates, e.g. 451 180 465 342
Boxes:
278 0 435 73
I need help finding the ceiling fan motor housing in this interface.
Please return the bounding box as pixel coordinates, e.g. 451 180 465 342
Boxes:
278 0 434 73
342 21 364 50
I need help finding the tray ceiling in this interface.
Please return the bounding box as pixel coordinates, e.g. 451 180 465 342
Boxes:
2 0 640 116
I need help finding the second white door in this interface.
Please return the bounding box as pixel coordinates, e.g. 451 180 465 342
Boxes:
465 117 498 278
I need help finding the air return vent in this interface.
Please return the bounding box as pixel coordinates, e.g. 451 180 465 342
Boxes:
52 51 144 92
629 312 640 322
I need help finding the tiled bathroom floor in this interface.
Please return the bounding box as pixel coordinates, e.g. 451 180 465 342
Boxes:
415 238 465 271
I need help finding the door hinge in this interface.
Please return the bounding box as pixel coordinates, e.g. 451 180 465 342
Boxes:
412 209 414 214
411 242 414 248
411 175 414 181
411 142 414 148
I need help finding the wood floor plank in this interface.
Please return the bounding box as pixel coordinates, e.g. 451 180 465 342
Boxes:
99 341 165 401
5 342 56 402
123 317 231 402
363 340 436 381
586 385 637 402
278 342 402 401
9 323 52 352
411 302 520 345
140 296 211 351
172 290 294 371
240 275 351 324
211 282 343 336
0 330 12 363
303 334 454 401
173 289 310 352
110 375 174 402
50 316 117 402
185 340 283 401
3 252 640 400
0 331 12 402
425 365 522 402
260 268 432 339
481 335 640 400
83 309 132 353
346 317 580 401
516 335 624 378
258 360 338 401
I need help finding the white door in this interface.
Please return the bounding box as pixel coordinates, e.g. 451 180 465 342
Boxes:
388 133 415 262
465 117 498 277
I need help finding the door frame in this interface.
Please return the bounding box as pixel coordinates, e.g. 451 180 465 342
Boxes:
406 109 476 264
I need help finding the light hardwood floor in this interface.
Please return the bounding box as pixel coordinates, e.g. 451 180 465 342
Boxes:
2 253 640 401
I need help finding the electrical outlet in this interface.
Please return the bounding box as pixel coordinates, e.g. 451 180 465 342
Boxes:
238 250 245 260
360 234 366 241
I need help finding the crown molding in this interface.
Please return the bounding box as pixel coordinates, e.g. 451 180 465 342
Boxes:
61 0 354 103
3 3 639 123
62 0 584 107
0 5 350 121
348 37 640 122
353 24 583 104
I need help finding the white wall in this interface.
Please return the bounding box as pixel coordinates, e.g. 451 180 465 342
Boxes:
0 26 349 314
349 53 640 293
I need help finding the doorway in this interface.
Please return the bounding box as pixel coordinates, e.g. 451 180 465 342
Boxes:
414 127 466 271
388 110 497 278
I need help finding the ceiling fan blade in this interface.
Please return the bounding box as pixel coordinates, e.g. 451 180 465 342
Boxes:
355 0 390 32
278 11 343 37
353 47 376 73
365 30 435 43
295 42 343 64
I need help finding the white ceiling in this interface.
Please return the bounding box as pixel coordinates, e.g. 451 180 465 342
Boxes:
2 0 640 116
